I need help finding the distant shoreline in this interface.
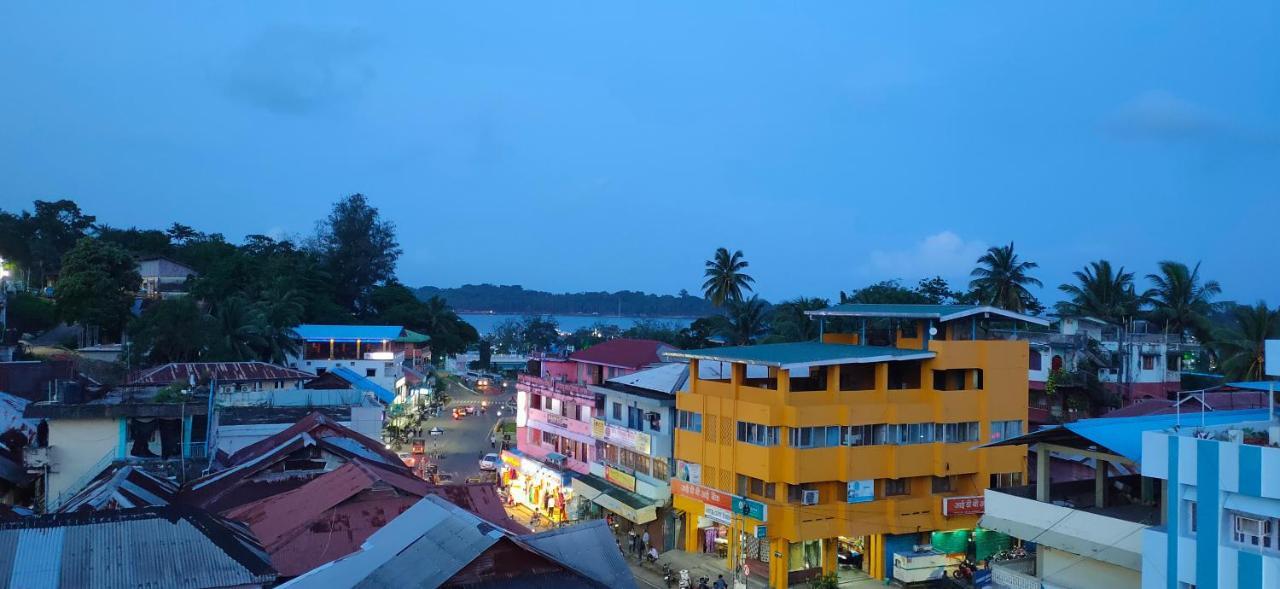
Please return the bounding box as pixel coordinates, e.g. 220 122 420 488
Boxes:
456 311 701 320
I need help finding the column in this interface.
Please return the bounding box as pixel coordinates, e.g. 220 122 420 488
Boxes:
1036 445 1050 502
822 537 837 575
1095 458 1108 508
768 537 789 589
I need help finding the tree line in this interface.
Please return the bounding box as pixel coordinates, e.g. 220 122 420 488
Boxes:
415 284 715 317
0 197 478 368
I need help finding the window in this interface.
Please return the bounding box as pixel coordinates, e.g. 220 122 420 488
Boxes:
627 406 644 430
888 361 921 390
842 424 887 446
937 422 980 443
612 402 622 420
365 368 377 377
677 410 703 433
736 421 780 446
1232 513 1276 549
885 423 934 445
989 472 1023 489
990 420 1023 442
649 411 662 432
839 364 876 391
1029 351 1042 371
789 426 841 449
787 483 818 503
1142 355 1157 370
931 476 953 494
531 394 543 412
1186 501 1197 534
884 479 909 496
653 459 669 480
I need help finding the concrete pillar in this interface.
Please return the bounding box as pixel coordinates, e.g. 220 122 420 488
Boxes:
1036 445 1050 502
822 538 837 575
1095 459 1108 508
768 537 789 589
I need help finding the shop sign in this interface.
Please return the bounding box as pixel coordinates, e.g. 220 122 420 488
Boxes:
500 450 522 468
672 479 732 510
754 525 767 539
704 504 733 526
942 495 985 517
606 465 637 492
676 460 701 485
731 496 768 522
592 418 652 454
846 480 874 504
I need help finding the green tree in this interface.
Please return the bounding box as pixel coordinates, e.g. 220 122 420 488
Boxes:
840 280 931 305
313 194 402 313
1212 301 1280 380
28 200 97 287
521 315 560 352
253 287 303 364
5 293 57 336
969 242 1042 313
718 295 770 345
54 237 141 340
702 248 755 307
1144 261 1221 341
766 297 828 343
206 296 264 361
127 298 211 364
1057 260 1140 323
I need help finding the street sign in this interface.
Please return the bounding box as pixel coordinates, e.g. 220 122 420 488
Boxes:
732 496 768 521
755 525 766 539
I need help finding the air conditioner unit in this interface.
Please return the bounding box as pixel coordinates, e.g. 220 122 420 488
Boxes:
801 490 819 505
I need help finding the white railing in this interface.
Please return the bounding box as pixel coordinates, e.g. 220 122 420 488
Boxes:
991 559 1041 589
48 449 115 512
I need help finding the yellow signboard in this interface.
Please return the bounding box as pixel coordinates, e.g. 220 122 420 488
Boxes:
605 465 637 492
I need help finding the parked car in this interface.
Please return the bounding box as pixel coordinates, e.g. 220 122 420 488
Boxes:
479 453 499 471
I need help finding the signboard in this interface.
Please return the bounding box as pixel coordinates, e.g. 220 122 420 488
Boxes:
606 465 637 492
704 505 733 526
672 479 733 510
755 525 767 539
676 460 702 485
942 496 985 517
846 480 874 504
732 496 768 522
593 418 652 454
1267 340 1280 376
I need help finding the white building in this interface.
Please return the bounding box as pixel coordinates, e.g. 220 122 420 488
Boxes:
136 257 197 299
288 324 425 400
1141 410 1280 589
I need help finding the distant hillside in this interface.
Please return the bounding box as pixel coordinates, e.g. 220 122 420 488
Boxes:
415 284 717 317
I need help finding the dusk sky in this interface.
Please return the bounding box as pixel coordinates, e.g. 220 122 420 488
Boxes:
2 3 1277 304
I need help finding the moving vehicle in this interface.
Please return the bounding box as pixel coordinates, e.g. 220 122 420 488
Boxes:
479 453 499 471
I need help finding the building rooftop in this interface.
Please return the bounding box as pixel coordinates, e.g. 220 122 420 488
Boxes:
127 361 314 386
664 341 934 370
56 464 178 513
293 324 406 343
805 303 1050 326
0 505 276 588
602 362 688 396
570 338 676 370
327 366 395 404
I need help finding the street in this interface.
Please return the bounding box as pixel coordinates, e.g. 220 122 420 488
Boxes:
417 378 515 482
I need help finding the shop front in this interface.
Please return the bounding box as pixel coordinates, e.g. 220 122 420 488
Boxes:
500 449 576 523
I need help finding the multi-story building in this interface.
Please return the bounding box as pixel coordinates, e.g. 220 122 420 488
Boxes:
509 373 598 524
538 338 677 385
667 303 1039 588
1141 409 1280 589
577 363 684 550
288 324 430 399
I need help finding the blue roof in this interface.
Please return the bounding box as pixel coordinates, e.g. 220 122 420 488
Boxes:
1061 409 1270 462
293 324 404 342
329 366 396 404
664 342 933 369
1227 381 1279 391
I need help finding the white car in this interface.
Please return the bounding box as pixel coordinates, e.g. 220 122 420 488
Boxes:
479 453 499 471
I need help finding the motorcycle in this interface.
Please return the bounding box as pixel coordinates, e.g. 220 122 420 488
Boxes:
951 558 977 581
661 564 675 588
696 576 709 589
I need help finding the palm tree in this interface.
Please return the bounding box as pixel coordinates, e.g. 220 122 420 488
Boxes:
765 297 829 343
254 288 303 364
1212 301 1280 380
208 296 265 361
968 242 1042 313
702 248 755 307
1143 261 1221 341
1057 260 1140 323
718 295 770 345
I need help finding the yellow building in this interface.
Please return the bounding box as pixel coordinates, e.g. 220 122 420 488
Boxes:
667 304 1042 588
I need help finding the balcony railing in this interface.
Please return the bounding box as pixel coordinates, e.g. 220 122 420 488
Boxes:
517 374 596 403
990 557 1040 589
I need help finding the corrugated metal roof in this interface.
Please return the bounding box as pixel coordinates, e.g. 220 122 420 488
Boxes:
521 520 637 589
128 362 314 386
605 362 687 394
57 465 178 512
293 325 405 343
664 342 934 369
0 507 275 588
570 339 676 369
806 303 1050 326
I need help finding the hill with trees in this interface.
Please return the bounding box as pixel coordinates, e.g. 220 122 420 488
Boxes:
415 284 716 317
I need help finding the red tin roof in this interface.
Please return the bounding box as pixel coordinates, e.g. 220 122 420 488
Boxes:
568 339 676 370
128 362 315 386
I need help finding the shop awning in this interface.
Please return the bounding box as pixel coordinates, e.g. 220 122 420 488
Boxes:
572 474 659 524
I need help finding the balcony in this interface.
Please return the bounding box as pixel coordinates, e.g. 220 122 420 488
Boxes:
517 374 597 404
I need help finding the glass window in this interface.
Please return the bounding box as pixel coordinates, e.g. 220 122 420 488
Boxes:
990 420 1023 442
612 402 622 420
737 421 780 446
884 479 909 496
931 476 953 494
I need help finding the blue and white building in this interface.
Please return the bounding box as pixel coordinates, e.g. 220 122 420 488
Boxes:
1141 409 1280 589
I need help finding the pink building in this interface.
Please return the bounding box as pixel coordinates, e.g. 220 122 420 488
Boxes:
537 339 677 385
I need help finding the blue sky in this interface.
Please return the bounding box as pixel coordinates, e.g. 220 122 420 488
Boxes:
2 3 1277 304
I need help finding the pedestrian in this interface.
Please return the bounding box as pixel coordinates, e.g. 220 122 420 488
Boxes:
642 529 650 553
712 574 727 589
490 434 496 449
628 529 638 556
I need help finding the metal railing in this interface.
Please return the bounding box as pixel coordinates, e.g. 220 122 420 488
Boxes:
990 558 1040 589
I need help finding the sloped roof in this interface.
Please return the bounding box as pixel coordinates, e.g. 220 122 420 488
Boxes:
57 465 179 513
0 505 276 588
328 366 395 404
281 495 630 589
521 520 636 589
604 362 688 395
128 362 314 386
570 339 676 369
806 303 1050 326
665 341 933 369
293 324 405 342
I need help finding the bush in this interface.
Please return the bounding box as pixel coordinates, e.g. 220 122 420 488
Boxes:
7 293 57 336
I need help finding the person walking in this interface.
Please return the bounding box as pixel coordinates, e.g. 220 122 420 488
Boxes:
490 434 496 449
642 529 651 553
628 529 638 557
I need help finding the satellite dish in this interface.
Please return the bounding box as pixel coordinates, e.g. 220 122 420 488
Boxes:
928 326 938 336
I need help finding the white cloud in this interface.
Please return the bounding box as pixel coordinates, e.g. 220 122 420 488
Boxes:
866 231 987 282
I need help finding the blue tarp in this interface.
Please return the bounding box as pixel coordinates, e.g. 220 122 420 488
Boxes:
329 366 396 404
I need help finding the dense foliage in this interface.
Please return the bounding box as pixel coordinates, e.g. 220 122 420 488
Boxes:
416 283 715 316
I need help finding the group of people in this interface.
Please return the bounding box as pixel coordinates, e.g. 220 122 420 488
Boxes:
626 528 658 562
